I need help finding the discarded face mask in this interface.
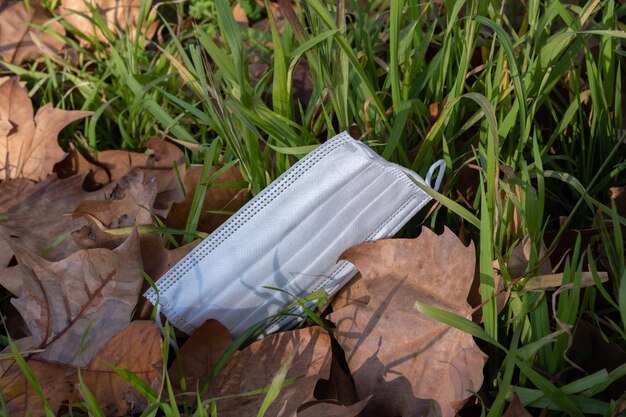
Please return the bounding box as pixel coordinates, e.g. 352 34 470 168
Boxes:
144 131 445 336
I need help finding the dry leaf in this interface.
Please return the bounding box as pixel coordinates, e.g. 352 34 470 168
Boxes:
207 327 332 417
328 227 486 417
0 174 112 261
508 236 552 279
0 321 162 417
60 0 157 44
56 137 186 216
297 398 369 417
0 0 66 64
169 320 233 397
233 3 249 26
73 167 159 228
0 232 143 366
166 165 249 234
0 77 92 181
503 396 533 417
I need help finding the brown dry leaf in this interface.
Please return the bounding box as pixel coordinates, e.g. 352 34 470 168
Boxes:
206 327 332 417
0 174 113 261
0 0 66 64
0 77 92 181
56 137 186 216
166 165 249 234
169 320 233 396
503 396 533 417
297 398 369 417
0 321 162 417
609 185 626 217
508 236 552 279
60 0 157 44
73 167 159 228
0 232 143 367
233 3 249 26
328 227 486 417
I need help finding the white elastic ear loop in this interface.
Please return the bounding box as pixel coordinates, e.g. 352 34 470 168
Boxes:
425 160 446 192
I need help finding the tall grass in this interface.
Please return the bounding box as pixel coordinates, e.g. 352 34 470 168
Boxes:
2 0 626 415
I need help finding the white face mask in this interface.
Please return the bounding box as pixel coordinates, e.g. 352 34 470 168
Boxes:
144 132 444 336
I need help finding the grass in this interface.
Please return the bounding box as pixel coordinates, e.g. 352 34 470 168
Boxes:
1 0 626 415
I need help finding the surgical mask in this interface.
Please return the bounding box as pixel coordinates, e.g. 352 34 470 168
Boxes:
144 131 445 337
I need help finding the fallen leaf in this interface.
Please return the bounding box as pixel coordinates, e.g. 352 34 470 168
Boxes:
207 327 331 416
0 174 111 261
60 0 157 44
73 168 159 228
0 232 143 366
233 3 249 26
507 236 552 279
0 77 92 181
328 227 486 417
0 321 162 417
166 165 249 234
297 398 369 417
503 396 533 417
0 0 66 64
169 320 233 397
56 137 186 216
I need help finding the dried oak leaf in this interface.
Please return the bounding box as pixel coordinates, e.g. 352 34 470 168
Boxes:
296 399 369 417
205 326 331 417
73 167 159 228
328 227 486 417
502 396 533 417
0 321 162 417
60 0 157 44
0 77 92 181
0 232 143 367
0 0 66 64
0 174 113 262
169 319 233 397
166 165 249 234
56 137 186 216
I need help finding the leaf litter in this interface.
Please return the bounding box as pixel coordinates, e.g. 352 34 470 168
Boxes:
0 68 492 417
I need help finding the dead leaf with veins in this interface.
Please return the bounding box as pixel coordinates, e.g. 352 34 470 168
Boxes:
0 0 66 64
211 326 331 417
328 227 486 417
60 0 157 44
0 232 143 367
0 321 162 417
56 137 186 216
0 77 91 181
73 168 159 228
0 174 111 261
166 165 249 234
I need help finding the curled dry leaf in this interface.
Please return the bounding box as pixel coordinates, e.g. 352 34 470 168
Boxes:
502 396 533 417
73 167 159 228
0 321 162 417
0 0 66 64
166 165 249 234
508 236 552 279
60 0 157 44
328 227 486 417
56 137 186 216
0 77 92 181
0 232 143 367
207 327 331 417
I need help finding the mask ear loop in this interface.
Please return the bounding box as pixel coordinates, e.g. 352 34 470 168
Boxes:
425 160 446 192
